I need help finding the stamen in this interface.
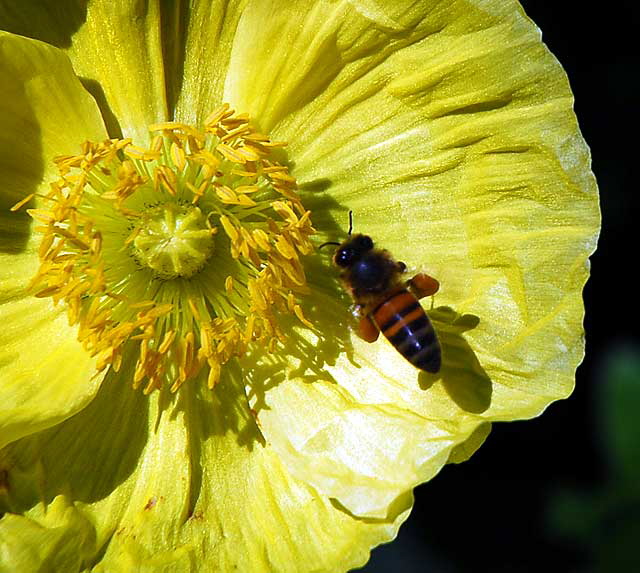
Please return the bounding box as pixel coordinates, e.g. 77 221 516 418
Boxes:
15 105 316 393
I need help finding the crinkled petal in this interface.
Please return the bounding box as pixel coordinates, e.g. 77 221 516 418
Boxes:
220 0 448 130
251 315 494 517
255 377 457 517
0 496 96 571
0 32 108 448
218 1 600 516
0 372 407 572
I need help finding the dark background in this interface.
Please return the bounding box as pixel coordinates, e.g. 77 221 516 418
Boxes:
365 2 638 572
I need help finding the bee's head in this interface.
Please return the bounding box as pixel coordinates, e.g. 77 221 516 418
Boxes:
334 234 374 268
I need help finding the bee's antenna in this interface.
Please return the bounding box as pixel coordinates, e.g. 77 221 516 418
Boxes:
319 211 354 249
319 241 341 250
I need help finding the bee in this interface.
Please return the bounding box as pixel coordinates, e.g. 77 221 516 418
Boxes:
322 212 441 373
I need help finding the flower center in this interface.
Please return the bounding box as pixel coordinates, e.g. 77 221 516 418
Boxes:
131 203 215 279
14 104 315 393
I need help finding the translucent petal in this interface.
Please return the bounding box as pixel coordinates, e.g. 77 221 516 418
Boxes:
1 374 408 572
219 1 599 516
0 496 96 572
0 32 108 448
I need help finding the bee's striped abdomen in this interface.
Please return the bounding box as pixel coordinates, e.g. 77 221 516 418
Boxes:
372 289 441 373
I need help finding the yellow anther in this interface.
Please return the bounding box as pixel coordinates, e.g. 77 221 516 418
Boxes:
158 330 177 354
220 124 251 142
155 165 178 195
220 215 239 243
237 195 257 207
275 235 297 260
236 185 259 195
294 305 314 328
215 185 238 204
26 209 56 223
10 193 35 211
18 105 315 393
124 143 161 162
38 233 55 259
170 142 187 171
207 361 221 389
204 103 233 127
148 121 188 132
234 146 262 161
252 229 272 252
216 143 247 163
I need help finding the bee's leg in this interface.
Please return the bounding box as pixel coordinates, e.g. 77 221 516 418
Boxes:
358 314 380 343
407 273 440 300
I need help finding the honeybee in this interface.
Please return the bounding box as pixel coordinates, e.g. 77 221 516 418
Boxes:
322 213 441 373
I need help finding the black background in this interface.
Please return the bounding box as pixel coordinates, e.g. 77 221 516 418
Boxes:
365 2 637 571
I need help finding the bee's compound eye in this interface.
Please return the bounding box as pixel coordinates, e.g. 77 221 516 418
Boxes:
354 235 373 251
335 247 355 267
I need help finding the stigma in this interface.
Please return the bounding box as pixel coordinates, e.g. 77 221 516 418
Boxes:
15 104 315 393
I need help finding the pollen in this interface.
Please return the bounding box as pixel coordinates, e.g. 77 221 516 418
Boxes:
17 104 315 393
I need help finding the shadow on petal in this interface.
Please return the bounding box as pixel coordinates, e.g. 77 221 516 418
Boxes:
0 351 148 513
241 195 357 423
242 262 353 416
78 78 123 139
330 489 414 523
419 306 492 414
298 177 334 195
447 422 492 464
0 55 42 255
0 2 88 49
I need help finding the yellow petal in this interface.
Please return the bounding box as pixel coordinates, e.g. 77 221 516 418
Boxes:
0 294 102 450
219 0 600 518
256 376 459 517
0 3 601 571
278 2 599 416
0 32 108 448
0 496 96 572
217 0 442 130
174 0 246 125
0 32 108 211
65 1 168 141
1 375 407 572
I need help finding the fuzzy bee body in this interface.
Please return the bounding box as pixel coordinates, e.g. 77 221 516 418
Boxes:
324 229 441 373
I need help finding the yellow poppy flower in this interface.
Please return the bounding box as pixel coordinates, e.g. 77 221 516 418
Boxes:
0 1 599 572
